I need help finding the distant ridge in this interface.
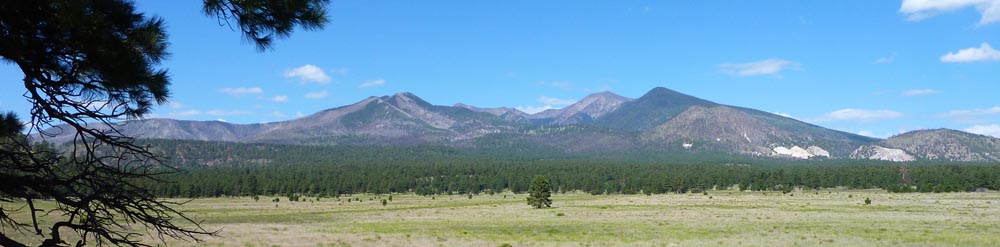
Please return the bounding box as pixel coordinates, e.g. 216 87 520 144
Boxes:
36 87 1000 162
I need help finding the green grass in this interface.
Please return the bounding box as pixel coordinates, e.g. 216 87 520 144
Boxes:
6 190 1000 246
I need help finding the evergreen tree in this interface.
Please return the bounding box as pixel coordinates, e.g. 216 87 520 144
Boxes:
527 175 553 209
0 1 328 246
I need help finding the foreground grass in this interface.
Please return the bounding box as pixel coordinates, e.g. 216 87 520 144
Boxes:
6 190 1000 246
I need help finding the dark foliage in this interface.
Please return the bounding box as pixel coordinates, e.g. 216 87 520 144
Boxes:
136 140 1000 198
0 0 328 246
527 176 552 208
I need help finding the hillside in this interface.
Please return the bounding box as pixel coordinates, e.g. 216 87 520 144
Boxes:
35 87 1000 162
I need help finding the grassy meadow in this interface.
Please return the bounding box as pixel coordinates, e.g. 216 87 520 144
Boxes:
7 190 1000 246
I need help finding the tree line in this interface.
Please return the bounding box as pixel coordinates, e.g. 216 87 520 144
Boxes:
139 140 1000 198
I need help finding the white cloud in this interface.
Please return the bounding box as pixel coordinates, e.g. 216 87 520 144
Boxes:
516 105 555 114
855 130 895 139
901 89 941 96
941 42 1000 63
169 102 185 109
358 79 386 88
538 96 575 106
772 112 794 118
219 87 263 96
270 95 288 102
304 90 328 99
215 118 227 122
168 109 251 118
284 64 332 83
296 111 305 117
719 59 798 77
874 55 896 64
900 0 1000 25
965 124 1000 137
814 109 904 122
941 106 1000 117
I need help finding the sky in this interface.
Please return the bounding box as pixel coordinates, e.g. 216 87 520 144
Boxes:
1 0 999 139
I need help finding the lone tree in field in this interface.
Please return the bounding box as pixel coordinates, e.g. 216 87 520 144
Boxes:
0 0 328 246
527 175 553 208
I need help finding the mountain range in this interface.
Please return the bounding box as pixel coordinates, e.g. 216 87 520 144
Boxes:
38 87 1000 162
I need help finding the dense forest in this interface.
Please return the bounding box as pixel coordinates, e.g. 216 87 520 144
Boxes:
137 139 1000 198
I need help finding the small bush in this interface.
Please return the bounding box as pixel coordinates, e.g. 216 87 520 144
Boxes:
864 197 872 205
498 243 513 247
556 212 565 216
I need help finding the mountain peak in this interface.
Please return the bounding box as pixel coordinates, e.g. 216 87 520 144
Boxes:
382 92 432 108
593 87 717 131
583 91 630 101
528 91 632 124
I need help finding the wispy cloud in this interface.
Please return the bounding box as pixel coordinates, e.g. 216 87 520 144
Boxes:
874 57 894 64
358 79 386 88
813 109 904 122
874 53 896 64
304 90 328 99
940 106 1000 117
271 95 288 102
719 59 798 77
284 64 332 84
941 42 1000 63
857 130 876 137
901 89 940 96
167 109 252 118
939 106 1000 124
169 102 185 109
965 124 1000 137
219 87 263 96
900 0 1000 25
538 96 575 106
855 130 896 139
515 105 555 114
772 112 794 118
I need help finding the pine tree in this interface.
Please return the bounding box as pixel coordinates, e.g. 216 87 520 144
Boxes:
0 0 328 246
527 175 553 209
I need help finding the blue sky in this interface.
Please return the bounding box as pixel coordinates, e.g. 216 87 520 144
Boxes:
2 0 999 138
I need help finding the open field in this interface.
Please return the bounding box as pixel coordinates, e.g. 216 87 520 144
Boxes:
7 190 1000 246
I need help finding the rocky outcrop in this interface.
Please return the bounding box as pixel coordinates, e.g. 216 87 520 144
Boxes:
851 145 916 162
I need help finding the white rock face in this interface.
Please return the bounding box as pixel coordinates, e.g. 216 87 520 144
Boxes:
806 146 830 157
773 146 812 159
772 145 829 159
851 145 915 162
